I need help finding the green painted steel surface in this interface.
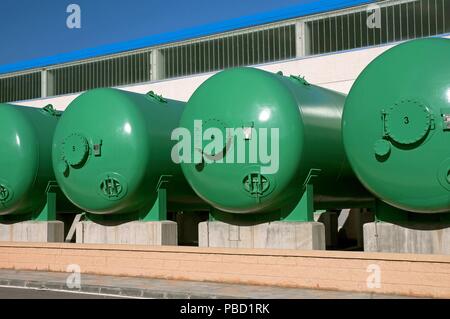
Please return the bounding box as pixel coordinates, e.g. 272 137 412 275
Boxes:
52 88 200 216
343 38 450 214
179 67 371 219
0 104 60 216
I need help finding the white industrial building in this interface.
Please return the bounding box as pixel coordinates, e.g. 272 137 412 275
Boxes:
0 0 449 109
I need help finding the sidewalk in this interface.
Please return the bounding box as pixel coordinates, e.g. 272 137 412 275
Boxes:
0 269 414 299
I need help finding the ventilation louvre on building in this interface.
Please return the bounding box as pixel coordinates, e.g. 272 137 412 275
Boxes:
160 24 296 79
306 0 450 55
0 72 41 103
48 51 152 96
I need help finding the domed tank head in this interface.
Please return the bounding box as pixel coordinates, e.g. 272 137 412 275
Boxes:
178 67 304 214
52 88 154 215
343 38 450 213
0 104 40 215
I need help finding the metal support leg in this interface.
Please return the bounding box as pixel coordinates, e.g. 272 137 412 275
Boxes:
284 184 315 222
141 188 167 222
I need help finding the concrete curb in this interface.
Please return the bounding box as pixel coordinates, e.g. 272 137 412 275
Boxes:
0 279 240 299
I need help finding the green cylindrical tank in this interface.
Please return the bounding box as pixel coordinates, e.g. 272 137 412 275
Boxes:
0 103 60 216
179 67 371 219
52 88 200 216
343 38 450 214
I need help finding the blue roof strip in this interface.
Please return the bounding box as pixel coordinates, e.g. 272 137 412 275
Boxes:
0 0 374 75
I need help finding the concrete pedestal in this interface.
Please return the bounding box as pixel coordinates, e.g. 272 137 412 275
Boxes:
199 221 325 250
0 221 64 242
364 222 450 255
76 221 177 245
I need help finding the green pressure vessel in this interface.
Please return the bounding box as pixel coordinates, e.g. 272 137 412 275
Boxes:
178 67 371 218
0 103 60 216
52 88 199 216
342 38 450 213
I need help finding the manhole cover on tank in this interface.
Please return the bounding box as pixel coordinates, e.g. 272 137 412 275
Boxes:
385 100 431 145
61 133 89 166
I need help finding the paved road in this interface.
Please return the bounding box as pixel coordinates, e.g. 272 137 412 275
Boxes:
0 269 415 299
0 287 123 299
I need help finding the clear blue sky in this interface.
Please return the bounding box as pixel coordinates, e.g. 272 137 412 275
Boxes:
0 0 316 65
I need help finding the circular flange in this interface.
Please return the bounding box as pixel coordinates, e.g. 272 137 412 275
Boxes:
97 172 128 201
385 100 431 145
0 183 12 203
61 133 89 166
240 166 276 199
374 139 391 157
243 173 270 197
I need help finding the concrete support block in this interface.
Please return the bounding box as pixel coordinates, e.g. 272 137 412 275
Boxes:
199 221 325 250
364 222 450 255
0 221 64 243
76 221 177 245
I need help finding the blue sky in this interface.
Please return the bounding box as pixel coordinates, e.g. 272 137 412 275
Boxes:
0 0 315 65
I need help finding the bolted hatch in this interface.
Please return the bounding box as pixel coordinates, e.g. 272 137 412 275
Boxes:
61 133 89 166
384 100 432 145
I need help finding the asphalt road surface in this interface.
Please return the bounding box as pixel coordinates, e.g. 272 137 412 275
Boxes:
0 287 125 299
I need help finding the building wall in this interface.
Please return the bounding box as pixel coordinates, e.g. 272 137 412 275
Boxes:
1 242 450 298
16 35 450 111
